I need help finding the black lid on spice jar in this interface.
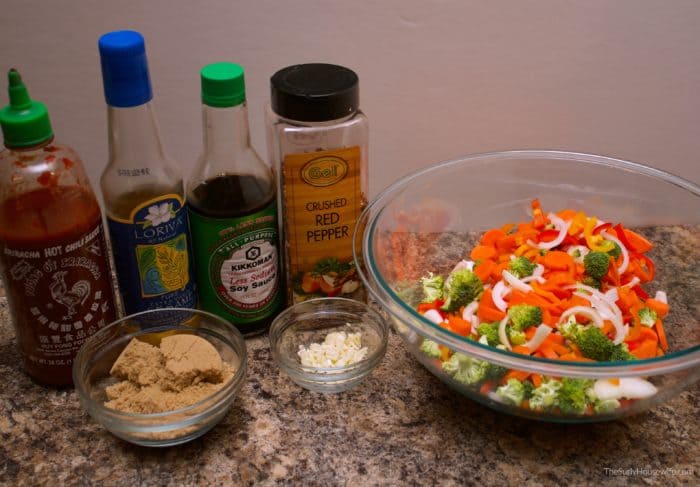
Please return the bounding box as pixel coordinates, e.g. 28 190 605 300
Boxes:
270 63 359 122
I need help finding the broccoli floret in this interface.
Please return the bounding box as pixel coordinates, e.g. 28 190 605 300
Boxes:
529 378 562 410
607 242 622 259
507 327 527 346
609 342 636 362
557 378 595 414
441 268 483 312
583 251 610 279
573 326 616 361
561 323 634 362
638 307 658 327
509 256 536 279
582 276 602 290
593 398 622 413
496 378 526 406
420 339 442 358
441 345 502 386
420 272 445 303
453 359 491 386
523 380 536 399
442 352 469 375
508 304 542 331
477 322 500 346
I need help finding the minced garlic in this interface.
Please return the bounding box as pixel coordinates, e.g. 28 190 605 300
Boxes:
297 330 368 367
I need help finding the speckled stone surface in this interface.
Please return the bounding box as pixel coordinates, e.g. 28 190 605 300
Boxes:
0 296 697 487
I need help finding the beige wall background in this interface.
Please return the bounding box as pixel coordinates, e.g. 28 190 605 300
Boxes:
1 0 699 199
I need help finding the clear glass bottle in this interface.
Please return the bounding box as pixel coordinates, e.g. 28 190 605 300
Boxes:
265 63 369 305
187 63 282 336
98 30 196 314
0 69 116 386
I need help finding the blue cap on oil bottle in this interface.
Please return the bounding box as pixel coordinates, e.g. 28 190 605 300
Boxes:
98 30 153 108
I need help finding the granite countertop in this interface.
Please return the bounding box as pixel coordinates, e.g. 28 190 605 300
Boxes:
0 291 697 487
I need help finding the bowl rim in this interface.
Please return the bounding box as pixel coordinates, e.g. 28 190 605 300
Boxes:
72 307 247 425
356 149 700 378
269 296 389 375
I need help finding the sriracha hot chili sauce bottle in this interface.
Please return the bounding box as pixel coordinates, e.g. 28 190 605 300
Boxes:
266 64 368 305
188 63 283 336
98 31 196 314
0 69 116 386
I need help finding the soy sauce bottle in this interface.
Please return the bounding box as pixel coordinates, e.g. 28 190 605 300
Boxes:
187 63 283 336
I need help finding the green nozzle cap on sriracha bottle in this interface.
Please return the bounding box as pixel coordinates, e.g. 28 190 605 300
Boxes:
0 69 53 149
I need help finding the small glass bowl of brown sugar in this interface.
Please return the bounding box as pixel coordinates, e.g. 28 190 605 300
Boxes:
270 297 389 393
73 308 246 447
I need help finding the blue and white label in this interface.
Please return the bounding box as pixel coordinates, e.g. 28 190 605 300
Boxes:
107 194 197 314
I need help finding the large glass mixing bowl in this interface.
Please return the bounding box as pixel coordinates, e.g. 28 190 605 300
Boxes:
355 150 700 422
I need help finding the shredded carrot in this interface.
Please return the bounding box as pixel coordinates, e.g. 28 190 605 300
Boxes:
481 228 507 247
631 339 658 359
539 343 559 359
512 345 532 355
531 374 543 387
447 314 471 336
439 345 451 362
645 298 669 318
503 369 530 383
477 289 506 321
474 259 496 282
470 245 497 262
655 319 668 351
541 251 575 271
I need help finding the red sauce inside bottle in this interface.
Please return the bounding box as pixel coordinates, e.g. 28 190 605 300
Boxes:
0 186 116 386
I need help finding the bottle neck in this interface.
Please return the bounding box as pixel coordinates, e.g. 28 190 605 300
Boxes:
107 102 167 163
202 102 251 157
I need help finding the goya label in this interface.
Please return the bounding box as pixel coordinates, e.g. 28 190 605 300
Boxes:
107 194 196 314
282 146 364 303
188 201 282 325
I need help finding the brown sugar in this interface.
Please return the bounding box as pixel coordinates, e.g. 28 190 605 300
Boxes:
104 334 234 414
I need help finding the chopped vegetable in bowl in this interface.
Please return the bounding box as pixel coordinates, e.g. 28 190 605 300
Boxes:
415 199 667 415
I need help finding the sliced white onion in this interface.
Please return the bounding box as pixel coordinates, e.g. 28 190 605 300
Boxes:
462 301 479 321
451 259 474 273
622 276 640 289
593 378 658 400
491 281 510 312
423 309 444 325
470 315 480 330
601 230 629 275
655 290 667 304
566 245 589 264
559 306 604 329
522 264 546 284
570 284 626 344
502 270 533 292
521 275 546 284
604 287 619 302
525 324 553 352
535 213 571 250
498 315 512 350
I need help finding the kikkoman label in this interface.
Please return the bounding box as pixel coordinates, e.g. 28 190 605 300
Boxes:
282 146 364 303
188 201 282 326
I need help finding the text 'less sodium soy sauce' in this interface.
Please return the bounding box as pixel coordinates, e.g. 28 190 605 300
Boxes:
187 63 283 336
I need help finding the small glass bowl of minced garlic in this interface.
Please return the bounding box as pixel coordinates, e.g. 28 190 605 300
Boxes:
269 297 389 393
73 308 246 447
